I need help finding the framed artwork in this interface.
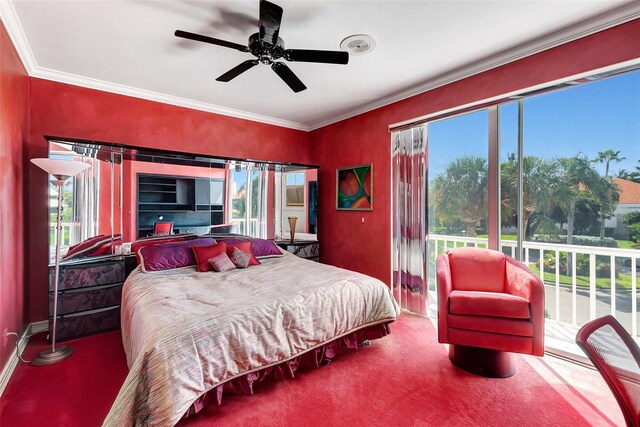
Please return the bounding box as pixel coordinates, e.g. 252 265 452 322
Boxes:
336 163 373 211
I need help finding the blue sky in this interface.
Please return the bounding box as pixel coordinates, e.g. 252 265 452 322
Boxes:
428 71 640 179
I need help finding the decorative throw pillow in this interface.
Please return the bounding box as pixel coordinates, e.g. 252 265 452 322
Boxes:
139 238 215 272
229 246 252 268
131 233 198 264
208 252 236 272
192 242 228 272
62 234 123 260
225 242 261 267
216 237 282 258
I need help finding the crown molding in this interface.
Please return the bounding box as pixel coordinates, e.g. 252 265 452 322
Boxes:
3 0 639 133
0 0 309 131
31 66 310 131
0 0 38 73
307 1 640 131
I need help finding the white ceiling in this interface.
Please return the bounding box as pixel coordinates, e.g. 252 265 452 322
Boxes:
3 0 639 130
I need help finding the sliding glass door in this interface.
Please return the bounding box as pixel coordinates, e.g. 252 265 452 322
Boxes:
393 67 639 352
229 164 267 238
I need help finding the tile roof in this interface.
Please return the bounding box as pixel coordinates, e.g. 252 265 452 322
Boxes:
613 177 640 204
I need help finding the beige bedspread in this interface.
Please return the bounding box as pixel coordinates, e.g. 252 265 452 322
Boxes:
103 252 399 426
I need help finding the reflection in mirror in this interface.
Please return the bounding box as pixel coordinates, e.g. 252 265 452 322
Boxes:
46 136 318 262
274 169 318 241
48 141 123 262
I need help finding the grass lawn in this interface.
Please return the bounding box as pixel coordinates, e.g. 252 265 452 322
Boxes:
616 239 639 249
528 264 638 290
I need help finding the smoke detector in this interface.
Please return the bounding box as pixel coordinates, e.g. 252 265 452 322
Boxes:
340 34 376 56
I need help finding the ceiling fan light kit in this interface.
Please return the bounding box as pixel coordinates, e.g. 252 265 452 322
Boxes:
175 0 350 93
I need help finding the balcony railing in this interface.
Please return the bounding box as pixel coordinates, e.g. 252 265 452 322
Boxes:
49 222 74 247
428 234 639 344
232 218 262 237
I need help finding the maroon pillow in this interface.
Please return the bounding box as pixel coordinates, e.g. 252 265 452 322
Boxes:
62 234 122 260
226 242 261 267
139 238 215 272
131 234 197 264
192 242 228 272
215 237 282 258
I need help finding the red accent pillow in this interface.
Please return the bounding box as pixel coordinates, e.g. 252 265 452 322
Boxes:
226 242 261 267
62 234 122 260
192 242 228 272
131 234 197 264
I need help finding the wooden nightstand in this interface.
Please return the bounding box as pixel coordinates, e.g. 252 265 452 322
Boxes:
48 255 126 341
275 240 320 262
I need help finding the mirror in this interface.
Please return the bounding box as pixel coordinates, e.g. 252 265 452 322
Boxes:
46 137 318 261
274 169 318 241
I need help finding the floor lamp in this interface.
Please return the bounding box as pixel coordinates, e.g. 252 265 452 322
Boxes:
30 158 91 366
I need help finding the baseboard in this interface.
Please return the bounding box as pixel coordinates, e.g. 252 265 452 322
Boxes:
0 321 49 396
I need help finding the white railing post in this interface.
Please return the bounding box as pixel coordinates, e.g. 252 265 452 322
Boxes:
589 253 596 321
610 255 616 316
632 257 637 338
572 250 577 326
555 250 560 321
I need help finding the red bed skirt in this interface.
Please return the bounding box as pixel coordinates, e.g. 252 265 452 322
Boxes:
183 322 392 419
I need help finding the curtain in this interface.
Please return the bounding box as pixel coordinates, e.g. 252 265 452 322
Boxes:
392 126 428 314
72 156 101 243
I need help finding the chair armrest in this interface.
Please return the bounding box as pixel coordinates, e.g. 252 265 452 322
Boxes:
436 253 453 343
505 257 545 355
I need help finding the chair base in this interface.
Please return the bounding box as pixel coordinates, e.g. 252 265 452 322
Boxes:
448 344 516 378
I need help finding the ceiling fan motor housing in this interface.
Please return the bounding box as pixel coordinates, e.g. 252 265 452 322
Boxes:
249 32 284 64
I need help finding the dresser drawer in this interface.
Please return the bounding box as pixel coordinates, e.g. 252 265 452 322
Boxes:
50 260 125 291
50 283 123 315
52 305 121 341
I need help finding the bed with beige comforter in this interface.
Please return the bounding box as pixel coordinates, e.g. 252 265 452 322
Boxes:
103 252 399 426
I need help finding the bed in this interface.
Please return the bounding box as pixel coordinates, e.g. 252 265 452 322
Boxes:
103 250 399 426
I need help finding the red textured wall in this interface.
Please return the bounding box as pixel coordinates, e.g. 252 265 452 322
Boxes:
310 19 640 285
0 20 29 369
27 80 310 321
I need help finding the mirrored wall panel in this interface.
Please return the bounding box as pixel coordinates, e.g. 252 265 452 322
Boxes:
47 137 318 262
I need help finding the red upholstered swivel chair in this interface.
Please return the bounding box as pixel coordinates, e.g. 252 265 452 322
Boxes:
153 222 173 236
436 247 545 377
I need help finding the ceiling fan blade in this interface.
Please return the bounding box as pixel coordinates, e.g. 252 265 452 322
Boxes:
284 49 349 65
175 30 248 53
259 0 283 45
271 62 306 93
216 60 260 82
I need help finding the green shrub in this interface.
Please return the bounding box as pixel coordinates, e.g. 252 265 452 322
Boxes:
540 252 616 279
531 234 617 248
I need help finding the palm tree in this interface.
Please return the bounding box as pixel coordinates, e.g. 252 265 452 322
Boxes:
618 160 640 183
592 150 626 238
501 155 563 239
557 155 602 246
432 156 487 237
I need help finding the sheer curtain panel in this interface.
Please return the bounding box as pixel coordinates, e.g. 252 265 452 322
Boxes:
392 126 428 314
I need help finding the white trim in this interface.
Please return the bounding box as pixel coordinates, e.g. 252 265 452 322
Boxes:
0 321 49 397
0 0 38 74
2 0 639 132
308 2 640 131
32 67 310 131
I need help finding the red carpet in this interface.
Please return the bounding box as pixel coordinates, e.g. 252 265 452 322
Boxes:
1 313 622 426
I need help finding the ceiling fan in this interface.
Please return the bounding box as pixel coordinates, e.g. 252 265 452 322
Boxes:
175 0 349 93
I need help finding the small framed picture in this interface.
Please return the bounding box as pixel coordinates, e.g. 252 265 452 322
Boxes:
336 163 373 211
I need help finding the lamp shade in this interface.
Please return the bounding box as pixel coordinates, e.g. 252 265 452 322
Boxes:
31 158 91 180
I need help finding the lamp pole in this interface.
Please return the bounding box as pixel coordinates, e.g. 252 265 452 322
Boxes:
30 158 91 366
